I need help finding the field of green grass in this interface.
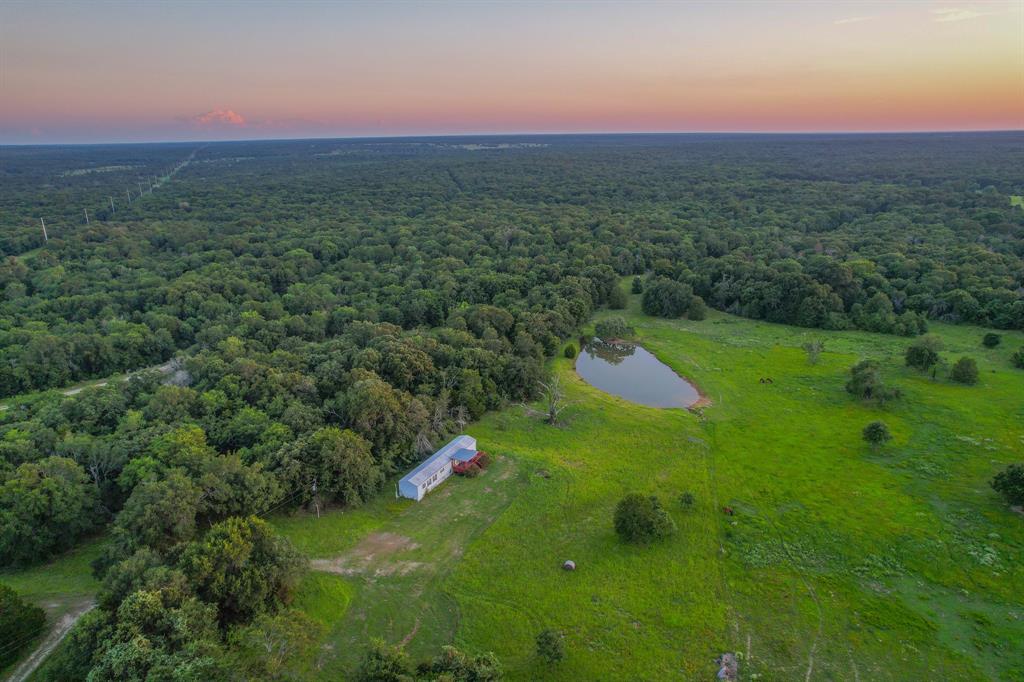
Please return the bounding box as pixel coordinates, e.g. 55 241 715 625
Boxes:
4 287 1022 680
1011 195 1023 209
279 289 1023 680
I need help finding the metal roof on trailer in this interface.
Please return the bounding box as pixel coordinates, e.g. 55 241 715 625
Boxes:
400 435 475 487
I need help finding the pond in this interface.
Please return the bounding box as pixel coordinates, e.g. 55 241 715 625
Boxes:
575 338 702 408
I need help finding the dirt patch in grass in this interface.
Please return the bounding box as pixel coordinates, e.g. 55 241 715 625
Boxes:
311 532 420 575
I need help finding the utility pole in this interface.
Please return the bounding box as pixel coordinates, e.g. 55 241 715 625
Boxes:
83 208 89 225
40 217 48 242
109 196 115 213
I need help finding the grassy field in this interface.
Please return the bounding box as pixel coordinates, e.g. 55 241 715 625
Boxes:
0 537 104 679
1011 195 1023 209
3 288 1022 680
279 289 1023 680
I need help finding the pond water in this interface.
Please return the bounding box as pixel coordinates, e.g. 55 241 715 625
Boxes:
575 338 701 408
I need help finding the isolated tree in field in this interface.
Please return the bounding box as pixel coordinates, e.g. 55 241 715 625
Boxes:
525 375 571 425
0 584 45 668
563 343 577 359
862 421 892 450
1012 347 1024 369
905 335 942 372
991 463 1024 507
950 357 979 385
631 276 644 294
614 493 676 543
846 360 901 405
982 333 1001 348
594 316 634 340
536 628 565 664
801 339 825 365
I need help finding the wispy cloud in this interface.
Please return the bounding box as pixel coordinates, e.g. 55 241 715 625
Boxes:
191 109 246 127
931 7 994 22
834 16 874 25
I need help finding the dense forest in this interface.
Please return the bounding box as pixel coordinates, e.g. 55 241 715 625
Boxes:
1 133 1022 678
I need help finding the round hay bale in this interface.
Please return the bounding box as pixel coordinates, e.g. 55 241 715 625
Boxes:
562 560 576 571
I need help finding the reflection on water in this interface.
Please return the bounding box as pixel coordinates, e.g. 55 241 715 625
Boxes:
576 338 701 408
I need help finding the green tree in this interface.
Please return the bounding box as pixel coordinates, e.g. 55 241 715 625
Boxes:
982 332 1001 348
687 295 708 321
0 583 46 668
1013 347 1024 369
613 493 676 543
905 335 943 372
991 463 1024 507
536 628 565 664
268 427 382 511
0 457 102 566
862 421 892 449
594 316 634 340
178 516 305 627
227 610 324 681
607 285 627 310
950 356 979 385
563 343 577 359
356 639 413 682
630 277 643 294
420 645 502 681
641 278 693 318
846 360 901 404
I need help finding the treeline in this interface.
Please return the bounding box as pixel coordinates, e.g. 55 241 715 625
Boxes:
2 135 1022 399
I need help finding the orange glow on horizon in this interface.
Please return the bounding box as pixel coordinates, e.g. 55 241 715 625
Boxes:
1 1 1021 142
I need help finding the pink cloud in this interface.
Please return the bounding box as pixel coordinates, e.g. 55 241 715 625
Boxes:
192 109 246 127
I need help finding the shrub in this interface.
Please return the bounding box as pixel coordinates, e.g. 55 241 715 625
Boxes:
631 276 643 294
563 343 577 359
594 316 634 341
991 463 1024 507
687 295 708 321
846 360 900 404
802 339 825 365
536 628 565 664
679 491 695 509
614 493 676 543
1011 347 1024 369
475 452 491 469
0 584 46 668
463 463 481 478
905 335 942 371
862 421 892 449
982 333 1001 348
950 357 978 385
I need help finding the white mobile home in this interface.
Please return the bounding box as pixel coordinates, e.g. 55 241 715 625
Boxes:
398 435 477 501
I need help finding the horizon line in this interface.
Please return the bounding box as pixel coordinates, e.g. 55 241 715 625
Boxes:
2 128 1022 148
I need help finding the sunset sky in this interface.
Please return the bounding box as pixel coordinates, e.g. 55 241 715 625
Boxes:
1 1 1021 143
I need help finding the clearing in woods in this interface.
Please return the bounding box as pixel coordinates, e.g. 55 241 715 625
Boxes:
277 286 1023 680
5 287 1023 680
